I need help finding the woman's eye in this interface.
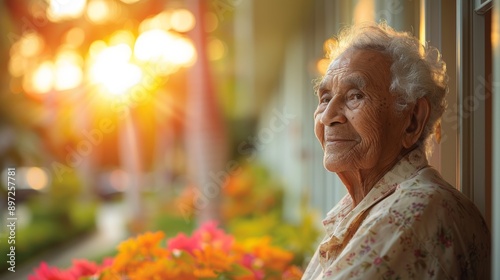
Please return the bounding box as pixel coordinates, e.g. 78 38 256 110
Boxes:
348 92 364 100
319 93 331 104
346 90 364 109
320 97 331 104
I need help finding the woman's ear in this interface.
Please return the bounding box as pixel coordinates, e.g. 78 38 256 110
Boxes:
402 97 430 149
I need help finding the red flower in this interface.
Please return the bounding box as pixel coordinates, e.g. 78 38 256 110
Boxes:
29 258 112 280
66 259 101 277
168 232 199 254
168 220 234 254
192 220 233 252
28 262 75 280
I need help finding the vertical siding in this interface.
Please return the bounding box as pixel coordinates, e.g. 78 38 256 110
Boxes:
492 0 499 278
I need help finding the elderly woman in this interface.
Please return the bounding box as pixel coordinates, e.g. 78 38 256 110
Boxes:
303 23 490 279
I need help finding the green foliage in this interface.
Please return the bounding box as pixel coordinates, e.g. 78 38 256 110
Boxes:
218 161 320 266
220 162 284 221
148 213 196 237
227 205 320 266
0 172 98 271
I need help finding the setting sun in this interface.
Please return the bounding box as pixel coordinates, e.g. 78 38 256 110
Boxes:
134 29 175 62
47 0 87 22
88 43 142 95
29 61 54 94
54 50 83 91
134 30 196 67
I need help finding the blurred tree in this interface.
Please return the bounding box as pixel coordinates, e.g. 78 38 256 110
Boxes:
185 0 229 224
0 2 47 172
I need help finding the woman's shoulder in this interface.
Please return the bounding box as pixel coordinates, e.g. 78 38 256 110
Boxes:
360 167 490 280
394 166 472 205
382 166 488 231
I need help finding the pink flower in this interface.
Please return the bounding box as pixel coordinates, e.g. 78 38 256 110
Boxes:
66 259 100 277
241 253 255 268
28 262 75 280
69 258 113 278
192 221 233 252
253 269 265 280
373 257 383 266
239 253 265 279
29 258 113 280
169 220 234 254
167 232 199 253
101 257 114 267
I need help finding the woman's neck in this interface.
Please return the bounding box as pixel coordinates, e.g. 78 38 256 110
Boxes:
337 146 416 207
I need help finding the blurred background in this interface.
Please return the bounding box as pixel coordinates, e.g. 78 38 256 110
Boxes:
0 0 499 278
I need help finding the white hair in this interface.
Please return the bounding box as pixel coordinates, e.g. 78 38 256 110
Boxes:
323 22 448 154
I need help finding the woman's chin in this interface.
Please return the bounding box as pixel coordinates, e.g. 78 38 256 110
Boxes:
323 160 352 173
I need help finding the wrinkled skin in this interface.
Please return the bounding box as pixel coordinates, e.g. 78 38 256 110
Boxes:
314 48 430 205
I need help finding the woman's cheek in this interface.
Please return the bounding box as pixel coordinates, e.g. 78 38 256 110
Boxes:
314 114 325 147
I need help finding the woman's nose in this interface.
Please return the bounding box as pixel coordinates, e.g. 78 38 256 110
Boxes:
320 96 347 126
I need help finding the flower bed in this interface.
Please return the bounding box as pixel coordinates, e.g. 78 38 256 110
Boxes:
171 162 320 266
29 221 303 280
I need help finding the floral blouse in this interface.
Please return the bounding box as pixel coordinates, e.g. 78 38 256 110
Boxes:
302 147 491 280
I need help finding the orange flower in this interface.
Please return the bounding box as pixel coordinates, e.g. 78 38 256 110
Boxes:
223 173 251 197
110 231 168 274
193 245 234 273
282 265 305 280
193 267 218 278
236 236 295 276
30 222 303 280
127 258 193 280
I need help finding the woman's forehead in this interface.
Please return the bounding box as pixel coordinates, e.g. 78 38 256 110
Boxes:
329 48 390 71
321 49 391 88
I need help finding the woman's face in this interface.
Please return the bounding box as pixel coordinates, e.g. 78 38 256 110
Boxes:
314 49 410 173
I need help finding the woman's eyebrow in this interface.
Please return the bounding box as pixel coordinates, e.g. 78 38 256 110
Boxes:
341 73 366 89
316 79 330 95
316 69 366 96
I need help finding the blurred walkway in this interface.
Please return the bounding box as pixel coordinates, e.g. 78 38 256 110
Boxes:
1 201 128 279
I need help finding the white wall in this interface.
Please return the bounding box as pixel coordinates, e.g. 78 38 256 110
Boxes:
256 30 346 222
